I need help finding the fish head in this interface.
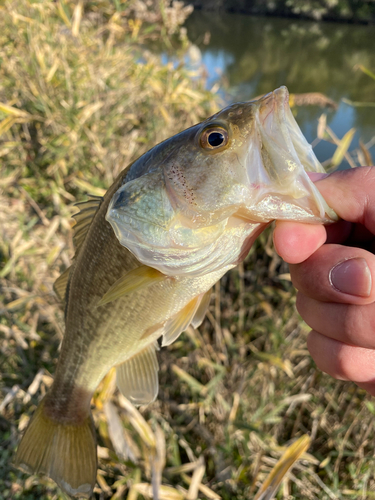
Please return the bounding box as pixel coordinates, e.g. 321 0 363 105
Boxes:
107 86 337 276
160 85 336 224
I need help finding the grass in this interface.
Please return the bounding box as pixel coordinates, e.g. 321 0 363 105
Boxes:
1 1 375 499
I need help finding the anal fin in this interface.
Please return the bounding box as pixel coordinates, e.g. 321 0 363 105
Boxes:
116 342 159 405
98 265 166 306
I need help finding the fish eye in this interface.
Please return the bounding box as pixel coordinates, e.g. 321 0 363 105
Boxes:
199 126 229 151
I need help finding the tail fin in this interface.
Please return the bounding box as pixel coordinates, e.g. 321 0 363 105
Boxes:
15 400 97 498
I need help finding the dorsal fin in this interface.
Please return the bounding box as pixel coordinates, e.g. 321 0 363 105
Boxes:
53 195 103 303
53 266 72 302
72 195 103 254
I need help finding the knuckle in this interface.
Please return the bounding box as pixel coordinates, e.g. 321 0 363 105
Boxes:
342 304 373 348
295 291 307 316
341 305 361 339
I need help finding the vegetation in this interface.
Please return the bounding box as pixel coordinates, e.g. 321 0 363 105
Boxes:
1 1 375 500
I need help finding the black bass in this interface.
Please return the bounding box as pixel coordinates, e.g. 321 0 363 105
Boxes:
15 86 337 497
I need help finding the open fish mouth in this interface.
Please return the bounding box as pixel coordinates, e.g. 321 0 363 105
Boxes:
241 86 337 223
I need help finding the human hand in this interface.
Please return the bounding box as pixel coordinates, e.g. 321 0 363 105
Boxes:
273 167 375 395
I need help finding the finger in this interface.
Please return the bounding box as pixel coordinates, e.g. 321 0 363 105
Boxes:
296 293 375 349
307 330 375 385
289 244 375 304
273 221 326 264
274 218 355 264
274 218 374 264
313 167 375 233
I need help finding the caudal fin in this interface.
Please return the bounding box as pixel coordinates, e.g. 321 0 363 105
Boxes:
15 399 97 498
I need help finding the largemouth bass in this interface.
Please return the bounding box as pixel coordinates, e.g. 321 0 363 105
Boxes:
15 86 337 497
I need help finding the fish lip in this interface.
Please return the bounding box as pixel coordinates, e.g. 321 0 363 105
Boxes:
242 86 338 222
256 86 293 145
257 85 289 121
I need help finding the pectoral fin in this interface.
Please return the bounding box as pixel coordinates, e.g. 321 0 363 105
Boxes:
97 265 166 306
162 296 201 347
116 343 159 405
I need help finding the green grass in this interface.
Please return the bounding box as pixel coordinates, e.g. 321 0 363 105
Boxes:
1 1 375 499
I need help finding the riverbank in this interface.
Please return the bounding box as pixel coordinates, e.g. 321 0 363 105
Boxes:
184 0 375 23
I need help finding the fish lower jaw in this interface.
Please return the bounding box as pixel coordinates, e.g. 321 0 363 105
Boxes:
239 173 337 223
242 197 327 223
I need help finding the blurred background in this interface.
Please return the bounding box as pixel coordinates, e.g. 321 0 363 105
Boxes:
1 1 375 499
184 9 375 169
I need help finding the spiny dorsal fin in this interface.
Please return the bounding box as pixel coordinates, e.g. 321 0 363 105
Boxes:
191 288 212 329
161 295 201 347
72 195 103 254
72 195 103 251
53 195 103 303
97 265 167 306
53 266 71 302
116 342 159 405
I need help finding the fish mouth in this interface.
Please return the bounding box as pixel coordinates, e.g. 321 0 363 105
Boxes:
242 86 337 223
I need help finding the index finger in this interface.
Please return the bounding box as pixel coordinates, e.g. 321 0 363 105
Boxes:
274 166 375 264
313 167 375 231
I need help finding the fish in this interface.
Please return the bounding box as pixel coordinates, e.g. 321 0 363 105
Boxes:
14 86 337 498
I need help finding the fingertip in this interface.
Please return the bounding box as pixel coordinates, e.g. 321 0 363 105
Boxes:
273 221 326 264
307 167 375 230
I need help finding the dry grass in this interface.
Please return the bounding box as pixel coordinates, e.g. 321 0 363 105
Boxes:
1 1 375 499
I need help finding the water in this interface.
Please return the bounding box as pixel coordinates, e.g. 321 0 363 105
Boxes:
185 11 375 167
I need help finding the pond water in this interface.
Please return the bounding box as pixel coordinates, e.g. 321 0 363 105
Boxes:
185 11 375 167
